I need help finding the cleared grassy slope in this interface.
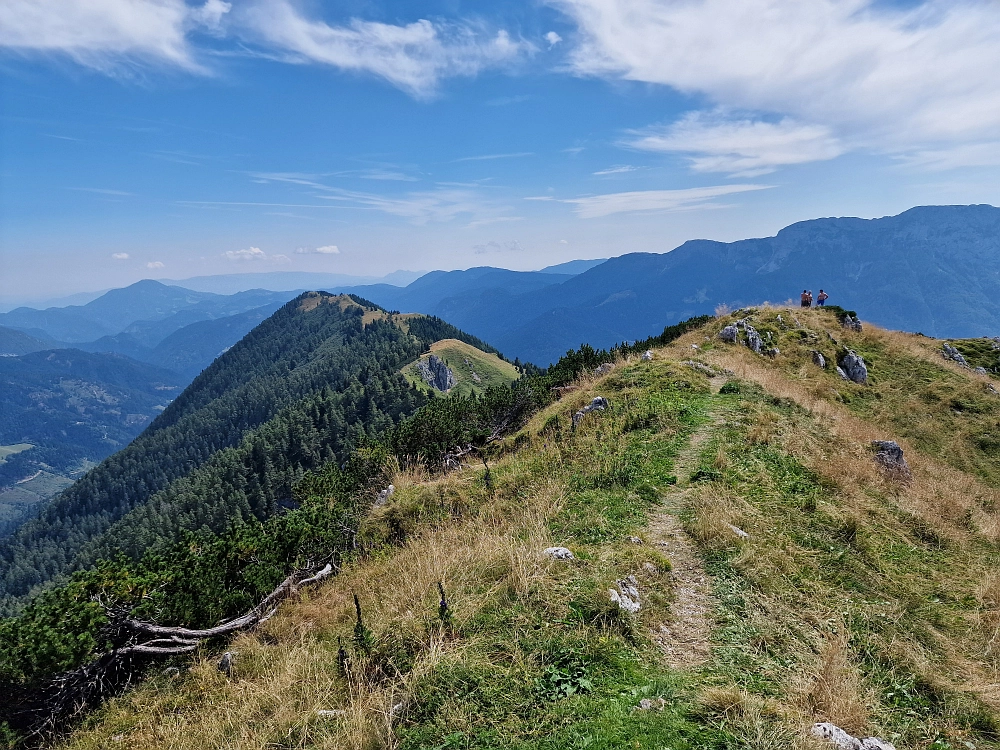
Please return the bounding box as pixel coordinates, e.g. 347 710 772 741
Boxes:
57 307 1000 750
402 338 520 397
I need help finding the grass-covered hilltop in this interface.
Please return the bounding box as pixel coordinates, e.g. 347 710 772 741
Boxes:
4 304 1000 750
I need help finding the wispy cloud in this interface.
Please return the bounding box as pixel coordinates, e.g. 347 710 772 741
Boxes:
236 2 532 98
0 0 529 97
592 165 643 176
295 245 340 254
453 152 533 162
111 252 129 260
316 186 517 225
626 112 843 176
559 184 771 218
0 0 220 72
146 260 165 269
66 187 132 196
556 0 1000 169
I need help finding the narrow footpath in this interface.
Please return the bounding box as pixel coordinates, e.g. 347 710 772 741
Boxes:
647 375 728 670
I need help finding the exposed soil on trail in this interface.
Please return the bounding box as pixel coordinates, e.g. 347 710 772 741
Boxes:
647 374 727 670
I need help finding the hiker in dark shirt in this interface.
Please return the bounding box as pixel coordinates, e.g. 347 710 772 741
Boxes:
801 290 811 308
817 290 829 306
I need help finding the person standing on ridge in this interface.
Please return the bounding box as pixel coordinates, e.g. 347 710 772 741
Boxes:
817 289 829 306
801 290 811 307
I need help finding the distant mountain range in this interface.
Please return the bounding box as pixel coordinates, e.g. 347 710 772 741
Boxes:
340 205 1000 364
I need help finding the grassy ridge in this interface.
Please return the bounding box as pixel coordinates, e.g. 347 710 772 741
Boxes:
48 307 1000 749
402 339 521 397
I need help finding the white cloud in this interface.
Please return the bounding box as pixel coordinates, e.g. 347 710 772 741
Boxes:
0 0 225 72
545 31 563 47
560 184 771 218
270 253 291 264
111 252 130 259
223 246 268 261
626 112 844 176
556 0 1000 168
0 0 524 97
146 260 165 268
592 164 643 175
237 1 532 98
296 245 340 254
559 239 568 244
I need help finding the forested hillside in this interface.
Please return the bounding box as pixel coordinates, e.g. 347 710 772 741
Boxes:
0 294 480 606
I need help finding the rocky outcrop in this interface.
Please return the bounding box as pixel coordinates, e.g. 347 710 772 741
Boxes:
812 350 827 368
594 363 614 376
718 318 764 354
609 575 641 613
872 440 912 481
838 350 868 384
841 314 863 332
941 343 969 367
573 396 609 428
641 350 654 361
416 354 456 391
811 722 896 750
375 484 395 506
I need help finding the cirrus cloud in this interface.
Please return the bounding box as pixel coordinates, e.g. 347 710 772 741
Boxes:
558 184 771 218
146 260 165 268
556 0 1000 170
111 252 129 260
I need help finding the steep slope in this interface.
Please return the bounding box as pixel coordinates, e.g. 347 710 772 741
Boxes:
0 293 478 603
41 306 1000 750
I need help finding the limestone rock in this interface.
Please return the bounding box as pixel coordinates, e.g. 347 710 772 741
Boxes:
718 324 738 343
375 484 395 506
872 440 912 481
609 574 641 613
641 350 654 361
573 396 609 428
416 354 456 391
838 350 868 384
836 366 849 381
812 350 827 369
628 535 643 545
765 347 780 358
744 325 763 354
975 366 988 375
810 722 896 750
543 546 575 560
841 314 863 332
942 343 969 367
594 362 614 376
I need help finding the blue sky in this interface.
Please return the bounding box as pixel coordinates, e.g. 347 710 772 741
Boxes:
3 0 1000 303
